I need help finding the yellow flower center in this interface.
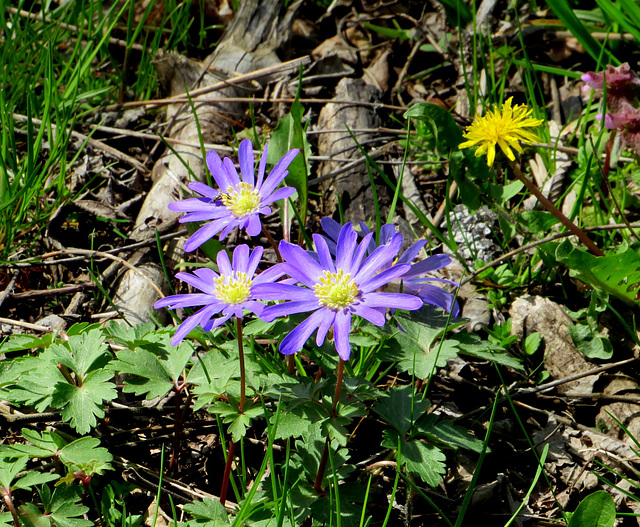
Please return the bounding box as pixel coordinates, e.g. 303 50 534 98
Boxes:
213 272 252 305
220 183 261 218
313 269 359 309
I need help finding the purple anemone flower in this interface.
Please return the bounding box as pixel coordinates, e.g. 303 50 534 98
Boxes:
169 139 299 251
155 245 283 346
320 218 459 317
252 223 424 361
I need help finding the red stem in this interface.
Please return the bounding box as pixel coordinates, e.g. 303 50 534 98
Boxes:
219 440 236 506
510 162 604 257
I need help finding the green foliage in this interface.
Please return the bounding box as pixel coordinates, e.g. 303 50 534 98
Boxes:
567 490 616 527
20 485 92 527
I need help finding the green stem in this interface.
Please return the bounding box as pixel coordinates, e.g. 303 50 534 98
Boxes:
313 358 345 494
509 161 604 257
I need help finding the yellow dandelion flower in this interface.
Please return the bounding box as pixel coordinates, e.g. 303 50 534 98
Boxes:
459 97 544 166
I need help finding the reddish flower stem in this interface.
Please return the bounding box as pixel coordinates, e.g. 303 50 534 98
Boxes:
313 358 345 494
262 224 283 263
509 161 604 257
219 440 236 507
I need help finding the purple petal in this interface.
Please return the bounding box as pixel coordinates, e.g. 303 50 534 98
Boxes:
188 182 219 199
258 149 300 196
352 305 386 326
402 254 453 279
413 283 460 316
264 186 296 204
321 217 341 243
252 282 316 300
312 234 336 273
239 139 255 186
397 240 428 266
256 143 268 188
333 310 352 361
231 244 251 273
219 219 242 240
184 219 231 251
315 310 336 346
359 264 410 293
349 232 374 275
335 223 358 271
354 233 402 284
206 150 227 188
216 249 232 276
379 224 396 245
253 265 286 285
223 158 241 189
360 292 423 311
179 210 229 223
246 246 264 276
260 299 320 322
245 213 262 236
279 242 325 286
279 309 327 355
169 197 216 213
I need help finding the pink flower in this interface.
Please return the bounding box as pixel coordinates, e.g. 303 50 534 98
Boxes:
582 63 640 111
600 102 640 155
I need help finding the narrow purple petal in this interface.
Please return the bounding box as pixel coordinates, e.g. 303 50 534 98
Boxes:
253 265 286 285
352 305 386 326
321 217 341 243
412 283 460 316
184 219 230 251
397 240 428 266
206 150 228 188
260 299 320 322
379 224 396 245
349 232 374 275
279 309 327 355
169 197 215 213
312 234 336 273
204 312 232 331
264 186 296 204
188 182 219 199
333 310 352 360
279 242 325 286
239 139 255 186
223 158 241 189
256 143 268 188
358 222 377 254
359 264 410 293
336 223 358 271
231 244 250 273
171 304 223 345
252 282 316 301
245 213 262 236
402 254 453 279
155 293 217 309
316 310 336 346
258 148 300 196
219 219 242 240
354 233 402 284
246 246 264 275
180 210 229 223
216 249 232 276
360 292 423 311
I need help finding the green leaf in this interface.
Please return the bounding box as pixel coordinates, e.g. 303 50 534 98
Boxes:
402 440 447 487
524 332 542 355
59 437 113 475
374 385 430 435
183 498 229 526
267 97 310 225
6 429 67 458
517 211 559 234
270 410 309 440
110 339 194 399
0 456 27 490
13 471 59 491
404 103 464 153
415 414 486 453
39 485 92 527
50 328 110 378
449 333 524 371
187 351 237 410
485 180 523 204
567 490 616 527
569 324 613 360
554 242 640 306
209 399 263 442
51 369 117 434
0 333 53 353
